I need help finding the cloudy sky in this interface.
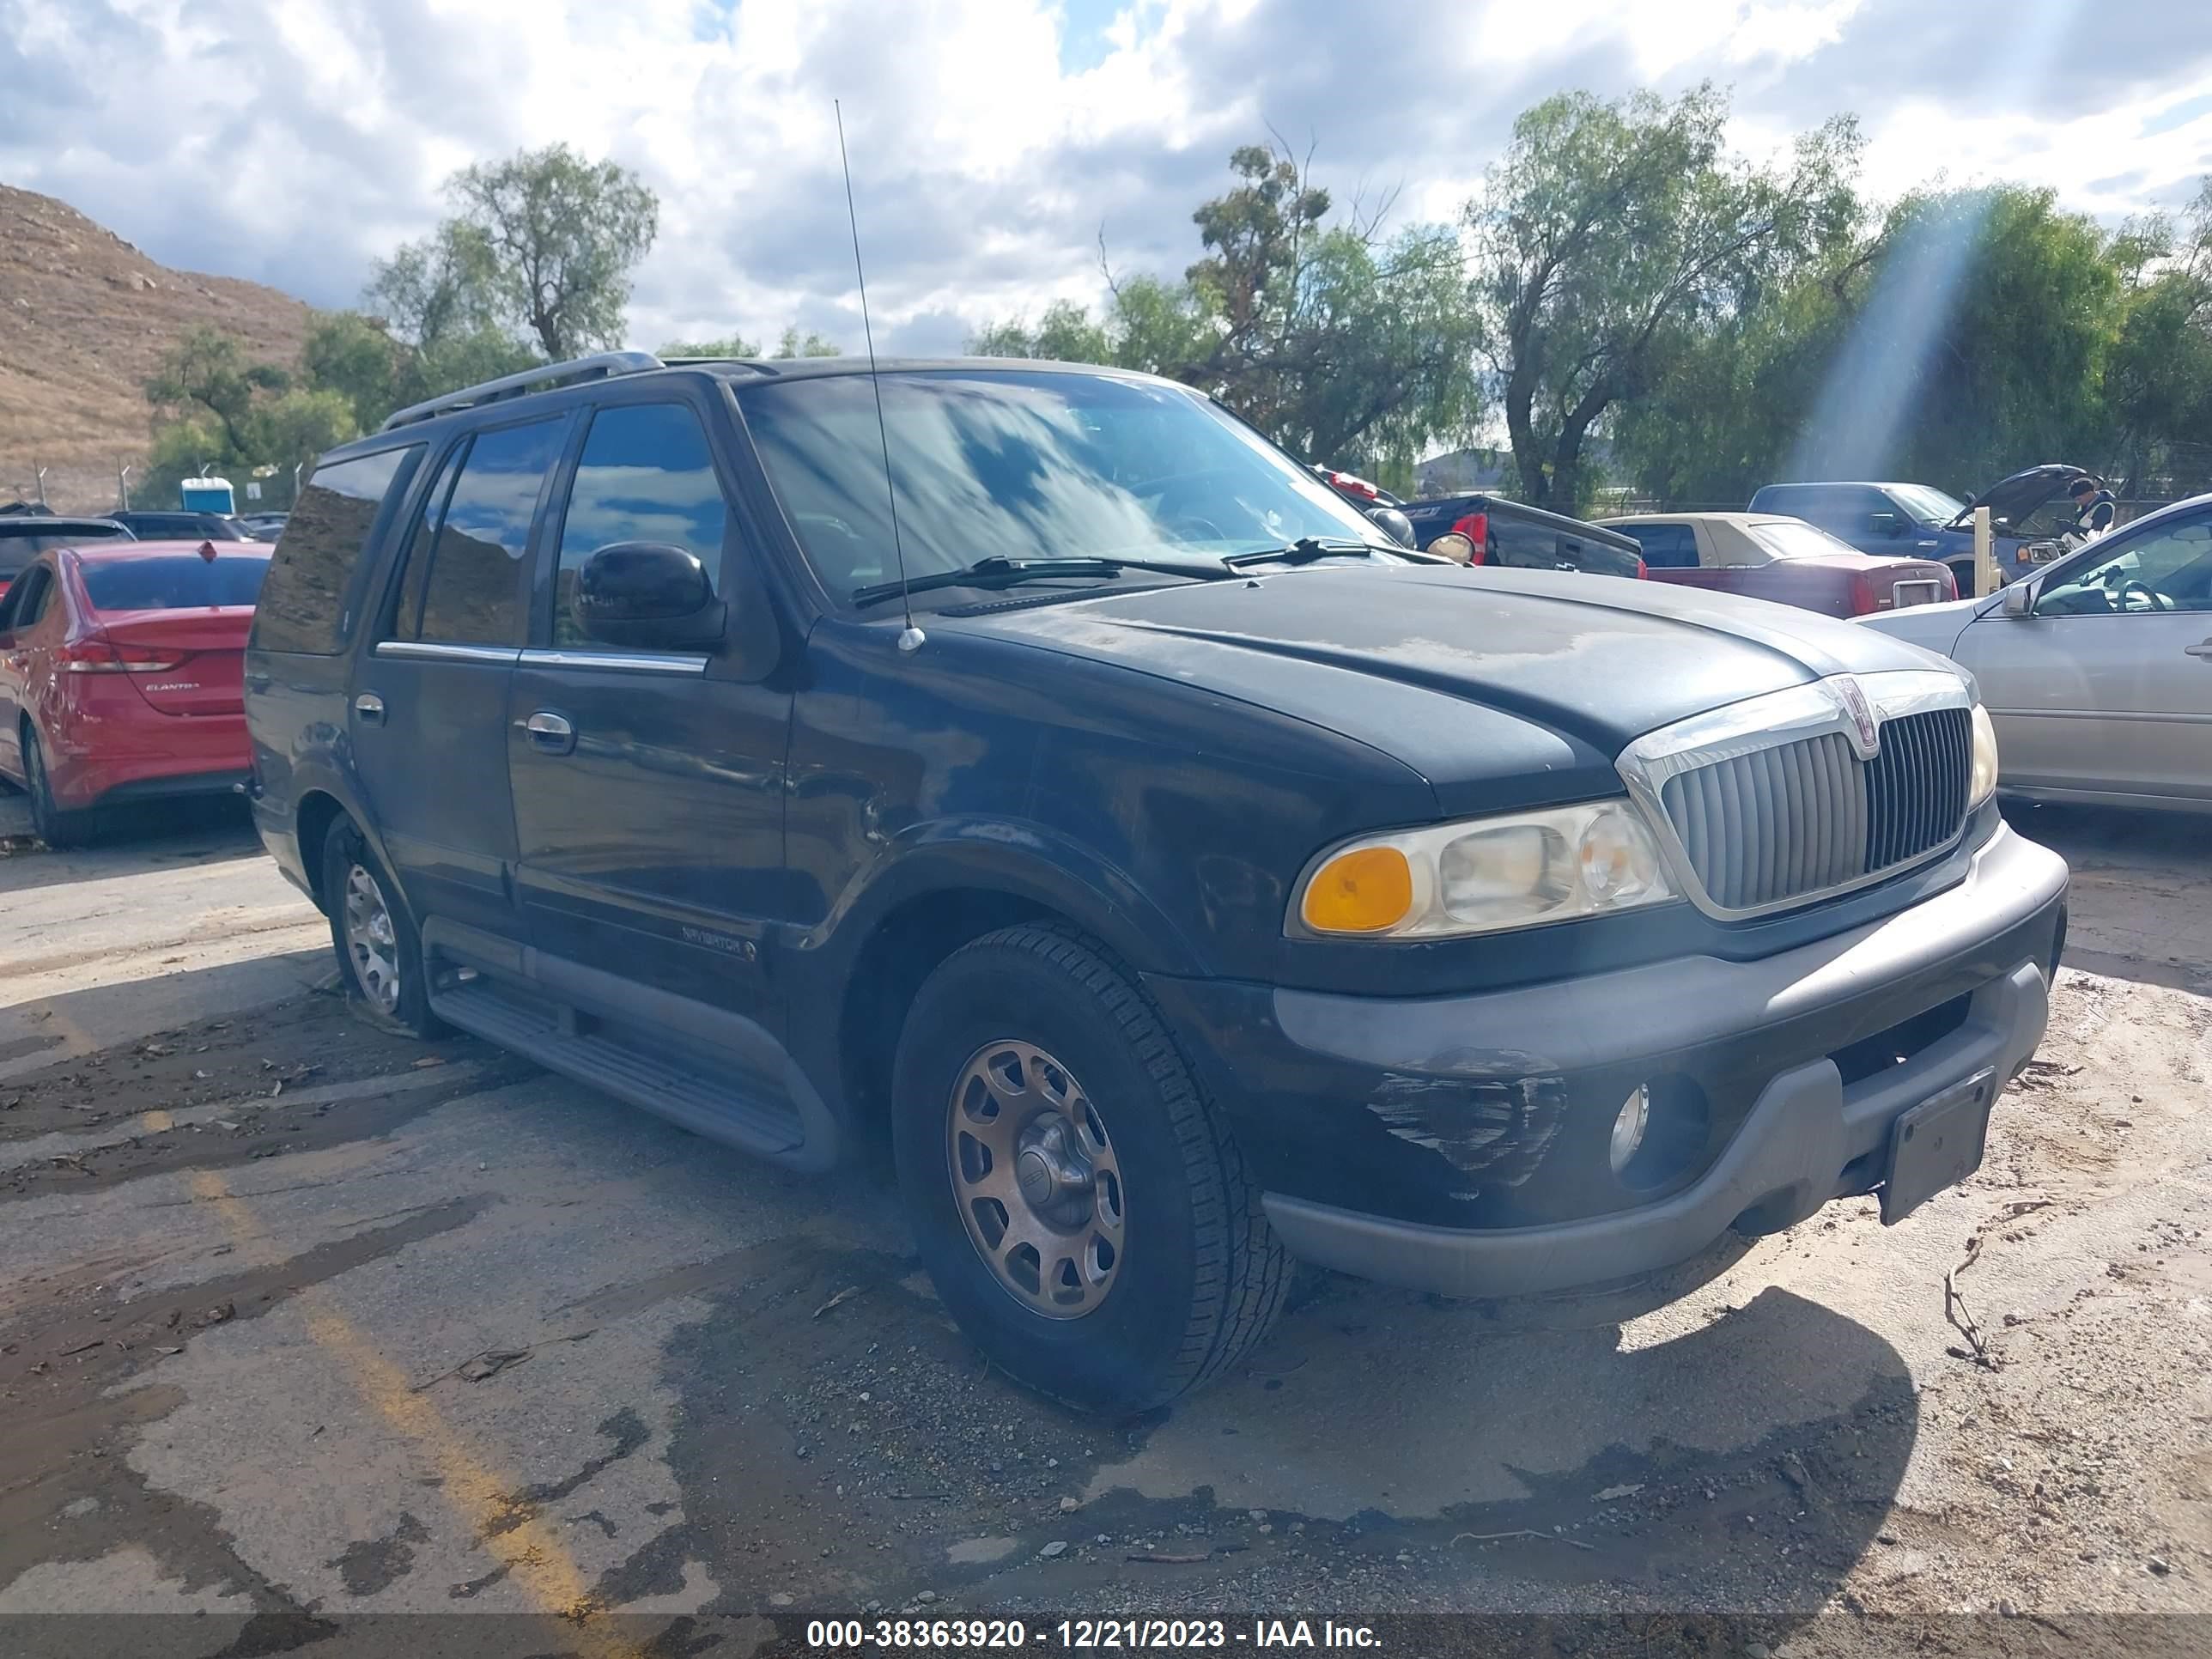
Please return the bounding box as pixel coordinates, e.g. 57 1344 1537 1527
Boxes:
6 0 2211 357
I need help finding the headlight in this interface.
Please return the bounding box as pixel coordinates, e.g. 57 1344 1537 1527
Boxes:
1293 800 1679 939
1969 702 1999 807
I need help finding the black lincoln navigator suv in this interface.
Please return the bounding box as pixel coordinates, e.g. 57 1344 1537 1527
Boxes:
244 352 2068 1411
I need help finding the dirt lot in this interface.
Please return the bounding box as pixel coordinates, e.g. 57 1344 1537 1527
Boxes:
0 799 2207 1656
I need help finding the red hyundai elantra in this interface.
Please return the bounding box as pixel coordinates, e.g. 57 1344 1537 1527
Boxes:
0 539 269 846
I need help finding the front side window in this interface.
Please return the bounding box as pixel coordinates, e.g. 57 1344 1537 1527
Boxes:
553 403 729 645
741 370 1383 605
2037 514 2212 617
409 418 565 646
253 447 416 654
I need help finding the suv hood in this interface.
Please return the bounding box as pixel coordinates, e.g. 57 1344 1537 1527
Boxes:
945 565 1955 811
1948 463 2082 532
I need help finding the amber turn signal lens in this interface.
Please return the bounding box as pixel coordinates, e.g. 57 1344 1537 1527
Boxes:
1300 846 1414 934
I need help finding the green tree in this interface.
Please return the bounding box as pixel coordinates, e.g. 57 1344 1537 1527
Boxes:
144 328 291 461
301 312 398 434
443 143 659 359
2102 178 2212 494
1467 85 1861 511
370 145 656 364
969 144 1481 477
773 325 842 358
143 329 362 505
659 334 762 358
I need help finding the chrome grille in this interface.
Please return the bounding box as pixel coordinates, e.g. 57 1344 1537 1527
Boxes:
1657 707 1972 914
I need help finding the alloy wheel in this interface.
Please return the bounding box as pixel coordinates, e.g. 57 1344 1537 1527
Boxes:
946 1040 1125 1319
341 863 403 1015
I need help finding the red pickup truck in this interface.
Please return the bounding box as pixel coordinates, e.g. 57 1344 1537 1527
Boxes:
1599 512 1954 617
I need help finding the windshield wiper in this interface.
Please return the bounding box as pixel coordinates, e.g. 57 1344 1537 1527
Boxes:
1222 536 1399 568
850 554 1231 609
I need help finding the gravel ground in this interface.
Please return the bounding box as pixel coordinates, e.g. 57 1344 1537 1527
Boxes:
0 801 2205 1658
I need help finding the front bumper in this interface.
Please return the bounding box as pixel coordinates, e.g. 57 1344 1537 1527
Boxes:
1150 823 2067 1298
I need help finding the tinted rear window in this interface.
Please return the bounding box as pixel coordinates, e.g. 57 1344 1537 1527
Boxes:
82 555 270 611
252 447 418 654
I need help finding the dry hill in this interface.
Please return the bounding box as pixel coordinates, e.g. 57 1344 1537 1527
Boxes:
0 183 314 514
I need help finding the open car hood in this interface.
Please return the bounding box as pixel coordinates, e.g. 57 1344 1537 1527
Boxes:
1948 463 2084 532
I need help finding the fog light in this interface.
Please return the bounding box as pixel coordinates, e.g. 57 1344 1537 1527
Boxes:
1609 1084 1650 1174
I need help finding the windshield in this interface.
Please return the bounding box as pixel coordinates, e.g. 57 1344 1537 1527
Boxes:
739 370 1388 605
1890 484 1966 525
1747 520 1856 561
81 554 270 611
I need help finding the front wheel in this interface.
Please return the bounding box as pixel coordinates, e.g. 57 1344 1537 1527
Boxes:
891 924 1291 1413
319 816 441 1038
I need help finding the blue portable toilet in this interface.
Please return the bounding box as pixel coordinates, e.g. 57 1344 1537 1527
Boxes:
180 475 235 514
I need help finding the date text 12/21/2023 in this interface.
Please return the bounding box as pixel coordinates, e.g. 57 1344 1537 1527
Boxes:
804 1620 1382 1649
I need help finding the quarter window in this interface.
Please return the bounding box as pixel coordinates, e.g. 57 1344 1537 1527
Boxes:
409 418 565 647
1620 524 1699 568
251 447 416 653
552 404 729 646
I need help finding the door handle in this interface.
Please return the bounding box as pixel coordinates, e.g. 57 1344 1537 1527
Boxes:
2186 641 2212 660
352 691 386 725
518 710 576 755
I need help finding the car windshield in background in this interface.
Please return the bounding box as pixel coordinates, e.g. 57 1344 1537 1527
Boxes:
740 370 1387 605
1747 520 1856 561
1 524 133 573
1893 484 1966 524
82 554 270 611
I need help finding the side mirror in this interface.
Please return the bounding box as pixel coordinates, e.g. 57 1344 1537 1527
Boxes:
1869 511 1903 538
1425 532 1476 564
1365 504 1415 548
2000 582 2033 618
574 542 726 650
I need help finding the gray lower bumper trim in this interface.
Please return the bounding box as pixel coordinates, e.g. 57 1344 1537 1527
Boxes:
1263 958 2050 1298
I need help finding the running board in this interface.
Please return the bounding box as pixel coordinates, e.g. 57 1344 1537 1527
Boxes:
428 977 806 1158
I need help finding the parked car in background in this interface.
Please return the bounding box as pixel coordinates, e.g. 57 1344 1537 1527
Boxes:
1601 513 1955 617
238 512 291 540
1310 465 1402 507
0 540 270 845
1403 493 1646 580
0 515 135 600
1749 465 2093 594
245 351 2063 1411
1857 492 2212 813
111 510 255 543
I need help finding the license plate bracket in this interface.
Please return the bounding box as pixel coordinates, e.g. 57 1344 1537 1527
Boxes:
1880 1066 1997 1224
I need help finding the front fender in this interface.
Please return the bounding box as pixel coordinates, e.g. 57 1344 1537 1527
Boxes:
799 815 1210 982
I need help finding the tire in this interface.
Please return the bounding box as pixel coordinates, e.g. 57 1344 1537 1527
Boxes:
22 726 95 849
320 815 441 1038
891 923 1291 1413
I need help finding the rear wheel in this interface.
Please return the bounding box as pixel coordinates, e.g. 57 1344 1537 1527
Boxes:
22 726 95 849
320 816 441 1038
892 924 1291 1413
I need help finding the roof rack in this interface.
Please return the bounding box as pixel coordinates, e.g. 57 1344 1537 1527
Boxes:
379 350 666 432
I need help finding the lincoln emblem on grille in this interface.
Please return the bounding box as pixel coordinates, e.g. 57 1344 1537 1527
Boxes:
1837 676 1881 757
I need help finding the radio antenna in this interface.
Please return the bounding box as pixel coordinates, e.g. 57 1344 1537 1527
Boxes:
835 100 922 653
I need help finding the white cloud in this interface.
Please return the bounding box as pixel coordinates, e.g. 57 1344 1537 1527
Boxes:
1 0 2207 360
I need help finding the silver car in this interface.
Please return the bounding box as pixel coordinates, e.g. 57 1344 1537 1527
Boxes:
1856 491 2212 814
